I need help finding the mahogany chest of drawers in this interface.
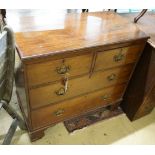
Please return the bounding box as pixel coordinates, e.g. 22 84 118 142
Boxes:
122 42 155 120
14 12 149 141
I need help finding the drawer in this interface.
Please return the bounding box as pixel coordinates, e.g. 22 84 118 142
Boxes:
94 44 143 71
30 64 133 109
31 84 126 129
26 53 93 87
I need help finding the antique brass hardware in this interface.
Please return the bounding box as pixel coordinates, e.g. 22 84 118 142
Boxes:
114 51 124 62
55 77 69 96
101 94 110 100
53 109 65 116
55 87 66 96
107 73 116 81
63 76 68 92
56 64 71 74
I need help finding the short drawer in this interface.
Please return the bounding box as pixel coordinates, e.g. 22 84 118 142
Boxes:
29 64 133 109
26 53 93 87
31 84 126 129
94 44 143 71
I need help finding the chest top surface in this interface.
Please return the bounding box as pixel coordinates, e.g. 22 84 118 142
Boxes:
15 12 149 60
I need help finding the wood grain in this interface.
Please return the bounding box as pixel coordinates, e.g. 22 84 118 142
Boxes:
29 64 133 109
14 11 149 141
121 43 155 120
15 12 148 60
134 86 155 119
26 52 93 87
31 84 125 129
94 44 144 71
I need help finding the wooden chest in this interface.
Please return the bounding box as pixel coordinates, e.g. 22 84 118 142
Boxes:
122 42 155 120
15 12 149 141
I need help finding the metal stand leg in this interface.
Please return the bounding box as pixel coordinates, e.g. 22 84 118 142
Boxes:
108 9 117 12
134 9 147 23
2 119 18 145
0 9 6 24
0 100 27 144
0 102 3 109
1 100 26 130
82 9 89 13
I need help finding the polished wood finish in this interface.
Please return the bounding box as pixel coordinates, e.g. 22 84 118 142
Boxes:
15 12 147 60
29 129 45 142
14 11 149 141
121 43 155 120
15 59 29 119
134 86 155 119
27 44 142 88
27 52 93 87
94 44 144 71
31 84 126 129
120 12 155 120
29 64 133 109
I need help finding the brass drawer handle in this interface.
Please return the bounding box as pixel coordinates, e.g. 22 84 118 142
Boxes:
55 87 66 96
56 64 71 74
101 94 110 100
114 52 124 62
55 77 69 96
107 73 116 81
53 109 65 116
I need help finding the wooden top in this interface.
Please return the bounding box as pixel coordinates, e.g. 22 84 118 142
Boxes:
15 12 149 60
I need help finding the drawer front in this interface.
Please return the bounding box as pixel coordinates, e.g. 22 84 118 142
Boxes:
30 64 133 109
31 84 126 129
95 44 143 71
27 53 93 87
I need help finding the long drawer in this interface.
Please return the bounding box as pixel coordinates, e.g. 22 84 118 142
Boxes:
26 53 93 87
29 64 133 109
94 44 143 71
31 84 126 129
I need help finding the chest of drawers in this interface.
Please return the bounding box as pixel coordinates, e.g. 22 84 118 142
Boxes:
122 42 155 120
15 12 149 141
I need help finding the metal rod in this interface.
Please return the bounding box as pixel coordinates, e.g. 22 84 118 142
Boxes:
134 9 147 23
2 118 18 145
1 100 27 130
0 102 3 109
